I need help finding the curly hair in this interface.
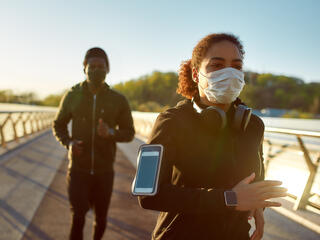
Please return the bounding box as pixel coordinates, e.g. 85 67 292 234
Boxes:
177 33 245 99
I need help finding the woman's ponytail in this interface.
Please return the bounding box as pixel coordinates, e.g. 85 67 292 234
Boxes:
177 59 198 99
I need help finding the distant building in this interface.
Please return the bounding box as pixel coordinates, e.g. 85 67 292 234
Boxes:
260 108 288 117
252 109 263 117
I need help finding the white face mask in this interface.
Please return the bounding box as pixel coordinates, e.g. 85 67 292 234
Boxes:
198 67 245 104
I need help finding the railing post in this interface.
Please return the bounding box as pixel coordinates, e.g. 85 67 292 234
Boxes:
294 136 318 210
22 119 27 138
40 113 45 130
264 139 273 171
0 114 12 148
43 113 48 128
24 113 32 138
263 139 289 173
31 113 35 134
35 113 40 132
12 113 21 143
0 125 6 148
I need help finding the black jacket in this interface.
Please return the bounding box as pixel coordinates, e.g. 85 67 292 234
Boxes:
53 81 135 174
139 99 265 240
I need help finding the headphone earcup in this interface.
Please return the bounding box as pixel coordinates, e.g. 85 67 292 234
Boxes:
233 105 252 132
200 106 226 134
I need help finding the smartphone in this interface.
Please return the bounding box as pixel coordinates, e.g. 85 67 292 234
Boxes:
132 144 163 196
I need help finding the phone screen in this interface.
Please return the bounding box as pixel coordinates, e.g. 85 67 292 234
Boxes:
134 147 161 193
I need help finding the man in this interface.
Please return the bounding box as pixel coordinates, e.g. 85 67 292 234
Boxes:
53 47 135 240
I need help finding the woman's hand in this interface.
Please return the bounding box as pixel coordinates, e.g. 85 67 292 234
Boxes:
249 208 265 240
232 172 287 211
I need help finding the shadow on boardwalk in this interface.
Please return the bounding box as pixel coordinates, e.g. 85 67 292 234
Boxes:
21 149 158 240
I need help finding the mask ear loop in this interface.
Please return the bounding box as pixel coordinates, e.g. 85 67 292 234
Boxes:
193 67 210 91
197 72 210 93
193 67 208 95
192 67 199 83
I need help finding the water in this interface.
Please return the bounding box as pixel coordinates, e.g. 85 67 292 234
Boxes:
262 116 320 131
0 103 57 112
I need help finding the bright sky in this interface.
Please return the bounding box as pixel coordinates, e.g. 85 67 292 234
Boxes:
0 0 319 98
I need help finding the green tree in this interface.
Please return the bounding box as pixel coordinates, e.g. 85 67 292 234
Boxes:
41 90 66 106
113 71 183 111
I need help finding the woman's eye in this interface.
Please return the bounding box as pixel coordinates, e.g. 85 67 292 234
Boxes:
233 66 242 70
210 63 224 70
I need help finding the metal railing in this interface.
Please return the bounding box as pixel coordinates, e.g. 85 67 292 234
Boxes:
1 109 319 211
132 111 158 139
264 127 320 211
0 111 57 148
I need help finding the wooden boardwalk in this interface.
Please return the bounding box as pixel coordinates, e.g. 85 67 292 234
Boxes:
21 148 157 240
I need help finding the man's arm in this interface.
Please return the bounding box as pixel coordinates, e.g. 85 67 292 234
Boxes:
52 92 72 149
112 97 135 142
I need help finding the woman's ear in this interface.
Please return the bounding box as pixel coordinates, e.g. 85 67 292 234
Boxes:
192 67 199 83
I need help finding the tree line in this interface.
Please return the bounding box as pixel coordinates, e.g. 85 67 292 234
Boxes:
113 71 320 118
1 71 319 118
0 89 64 107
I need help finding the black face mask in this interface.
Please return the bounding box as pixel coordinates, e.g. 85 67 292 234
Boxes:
87 69 106 87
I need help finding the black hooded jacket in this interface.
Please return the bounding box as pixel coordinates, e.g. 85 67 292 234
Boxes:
53 81 135 174
138 99 265 240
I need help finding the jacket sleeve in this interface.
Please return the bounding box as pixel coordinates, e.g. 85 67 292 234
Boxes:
254 116 265 182
257 133 265 213
52 92 72 149
113 96 135 142
138 112 227 214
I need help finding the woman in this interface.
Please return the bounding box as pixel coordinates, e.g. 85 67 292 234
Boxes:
138 33 287 240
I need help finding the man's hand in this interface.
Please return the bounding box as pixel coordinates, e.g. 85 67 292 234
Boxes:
97 118 109 138
250 208 265 240
69 140 83 156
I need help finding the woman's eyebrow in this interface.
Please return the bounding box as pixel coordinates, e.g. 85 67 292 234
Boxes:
210 57 225 61
209 57 243 63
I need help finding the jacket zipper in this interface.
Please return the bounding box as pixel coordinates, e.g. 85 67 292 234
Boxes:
91 94 97 175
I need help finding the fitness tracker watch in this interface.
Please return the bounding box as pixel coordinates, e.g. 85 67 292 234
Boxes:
224 190 238 207
108 128 115 137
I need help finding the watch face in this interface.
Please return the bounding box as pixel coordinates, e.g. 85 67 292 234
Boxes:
224 191 238 206
109 128 115 136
